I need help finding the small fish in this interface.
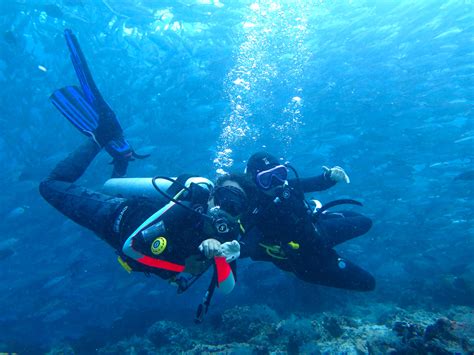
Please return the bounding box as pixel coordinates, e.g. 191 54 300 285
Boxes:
454 171 474 181
6 206 29 219
455 136 474 143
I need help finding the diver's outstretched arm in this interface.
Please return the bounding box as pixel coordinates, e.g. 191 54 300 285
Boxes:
294 166 350 193
292 173 336 192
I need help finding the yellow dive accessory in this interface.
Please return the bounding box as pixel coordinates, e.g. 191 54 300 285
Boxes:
239 220 245 234
259 243 288 259
151 236 167 255
259 241 300 259
288 241 300 250
117 256 132 273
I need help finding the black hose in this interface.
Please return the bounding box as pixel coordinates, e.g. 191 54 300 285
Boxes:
313 199 363 219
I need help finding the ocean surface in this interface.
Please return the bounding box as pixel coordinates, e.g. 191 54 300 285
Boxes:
1 0 473 353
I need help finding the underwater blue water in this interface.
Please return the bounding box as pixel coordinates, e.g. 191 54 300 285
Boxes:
0 0 473 353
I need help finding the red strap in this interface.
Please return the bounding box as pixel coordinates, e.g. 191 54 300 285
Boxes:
214 256 232 283
137 255 185 273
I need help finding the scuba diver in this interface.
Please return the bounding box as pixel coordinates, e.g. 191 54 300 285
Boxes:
39 30 247 321
218 152 375 291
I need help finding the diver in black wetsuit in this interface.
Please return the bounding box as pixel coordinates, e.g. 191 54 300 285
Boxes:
218 152 375 291
39 139 245 281
39 29 245 289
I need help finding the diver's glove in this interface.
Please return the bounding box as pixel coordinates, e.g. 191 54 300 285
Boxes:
218 240 240 262
107 136 150 178
199 239 222 259
322 166 350 184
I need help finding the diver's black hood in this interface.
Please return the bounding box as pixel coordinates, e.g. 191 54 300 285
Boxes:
246 152 280 179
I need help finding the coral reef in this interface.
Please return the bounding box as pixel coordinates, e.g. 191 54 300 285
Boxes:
45 303 474 354
97 336 156 355
146 320 193 349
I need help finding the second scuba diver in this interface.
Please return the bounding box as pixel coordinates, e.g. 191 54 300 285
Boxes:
39 30 248 321
218 152 375 291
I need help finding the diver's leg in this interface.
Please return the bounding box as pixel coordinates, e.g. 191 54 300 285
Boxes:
47 138 100 182
290 248 375 291
314 211 372 248
39 139 127 239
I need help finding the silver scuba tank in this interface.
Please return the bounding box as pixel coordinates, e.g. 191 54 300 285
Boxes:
102 177 214 202
102 177 173 202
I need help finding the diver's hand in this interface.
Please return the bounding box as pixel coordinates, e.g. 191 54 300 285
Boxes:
199 239 221 259
218 240 240 262
323 166 350 184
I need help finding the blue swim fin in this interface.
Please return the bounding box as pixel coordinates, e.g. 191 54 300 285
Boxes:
50 86 138 161
51 29 149 167
61 29 122 146
50 86 99 138
50 85 150 166
64 28 104 108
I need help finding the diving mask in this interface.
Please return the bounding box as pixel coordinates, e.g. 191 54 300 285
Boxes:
255 165 288 190
212 185 248 217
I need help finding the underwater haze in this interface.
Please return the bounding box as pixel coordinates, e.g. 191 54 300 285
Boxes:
1 0 473 353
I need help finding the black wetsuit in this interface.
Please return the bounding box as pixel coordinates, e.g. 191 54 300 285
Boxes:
39 139 224 280
241 174 375 291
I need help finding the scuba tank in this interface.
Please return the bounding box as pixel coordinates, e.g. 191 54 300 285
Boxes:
103 177 174 202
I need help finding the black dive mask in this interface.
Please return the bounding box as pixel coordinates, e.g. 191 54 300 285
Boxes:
212 185 248 217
